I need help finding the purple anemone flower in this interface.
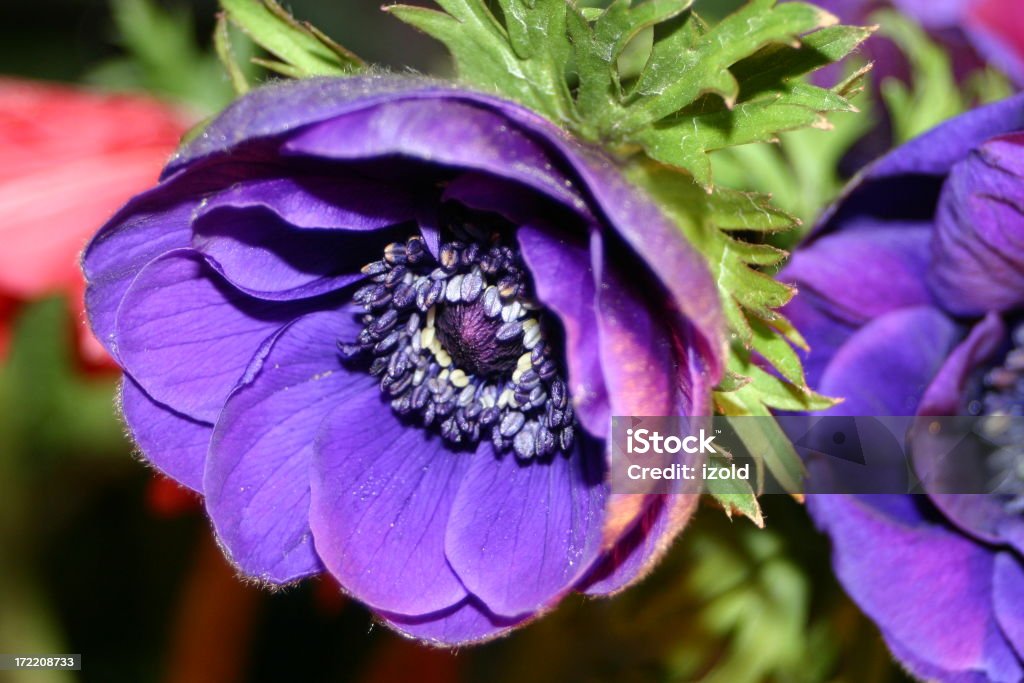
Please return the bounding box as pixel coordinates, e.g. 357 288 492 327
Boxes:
82 76 725 644
783 93 1024 681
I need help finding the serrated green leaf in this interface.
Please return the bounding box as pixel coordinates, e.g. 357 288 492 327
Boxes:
573 0 695 118
618 0 836 134
708 188 796 232
749 315 805 388
715 391 806 493
730 24 874 99
220 0 362 77
388 0 576 124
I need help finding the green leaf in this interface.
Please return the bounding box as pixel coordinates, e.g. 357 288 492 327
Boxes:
387 0 576 124
220 0 363 78
705 452 765 526
618 0 837 133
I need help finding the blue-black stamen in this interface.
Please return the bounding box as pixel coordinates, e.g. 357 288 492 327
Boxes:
345 232 576 459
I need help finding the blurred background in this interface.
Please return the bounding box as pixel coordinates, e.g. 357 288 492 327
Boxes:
2 0 1006 680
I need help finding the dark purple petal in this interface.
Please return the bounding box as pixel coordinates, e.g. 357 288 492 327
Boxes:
309 391 471 616
861 91 1024 179
517 224 608 436
282 98 590 217
121 376 213 493
114 249 310 422
920 313 1005 415
380 597 527 646
817 307 961 416
443 172 551 225
444 440 607 618
782 222 933 322
84 196 196 360
993 552 1024 654
204 310 366 584
166 77 724 383
929 136 1024 315
809 494 1023 681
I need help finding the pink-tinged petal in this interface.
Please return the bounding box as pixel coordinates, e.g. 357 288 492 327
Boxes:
782 223 934 322
517 224 608 436
114 249 314 422
191 175 421 300
309 391 471 616
817 307 961 417
809 494 1023 682
582 493 700 595
380 598 527 647
204 310 366 584
591 230 679 421
444 440 607 618
121 376 213 493
993 552 1024 653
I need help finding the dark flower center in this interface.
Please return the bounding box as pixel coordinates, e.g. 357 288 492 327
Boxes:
972 322 1024 512
342 229 576 459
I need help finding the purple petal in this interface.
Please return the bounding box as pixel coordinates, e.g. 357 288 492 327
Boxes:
912 315 1024 552
380 597 527 646
517 224 608 436
817 307 961 416
282 98 590 216
780 291 859 391
864 92 1024 179
309 391 471 616
929 138 1024 316
444 439 607 618
191 175 421 300
443 172 551 225
920 313 1005 415
782 222 934 322
582 494 699 595
121 376 213 493
114 249 312 422
809 494 1023 681
993 552 1024 654
84 160 280 359
203 310 366 584
591 230 679 420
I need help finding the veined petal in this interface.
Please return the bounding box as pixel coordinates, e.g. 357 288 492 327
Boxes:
204 310 366 584
444 438 607 618
309 389 471 616
115 249 318 422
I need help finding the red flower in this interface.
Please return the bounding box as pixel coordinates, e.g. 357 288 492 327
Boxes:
0 78 187 365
